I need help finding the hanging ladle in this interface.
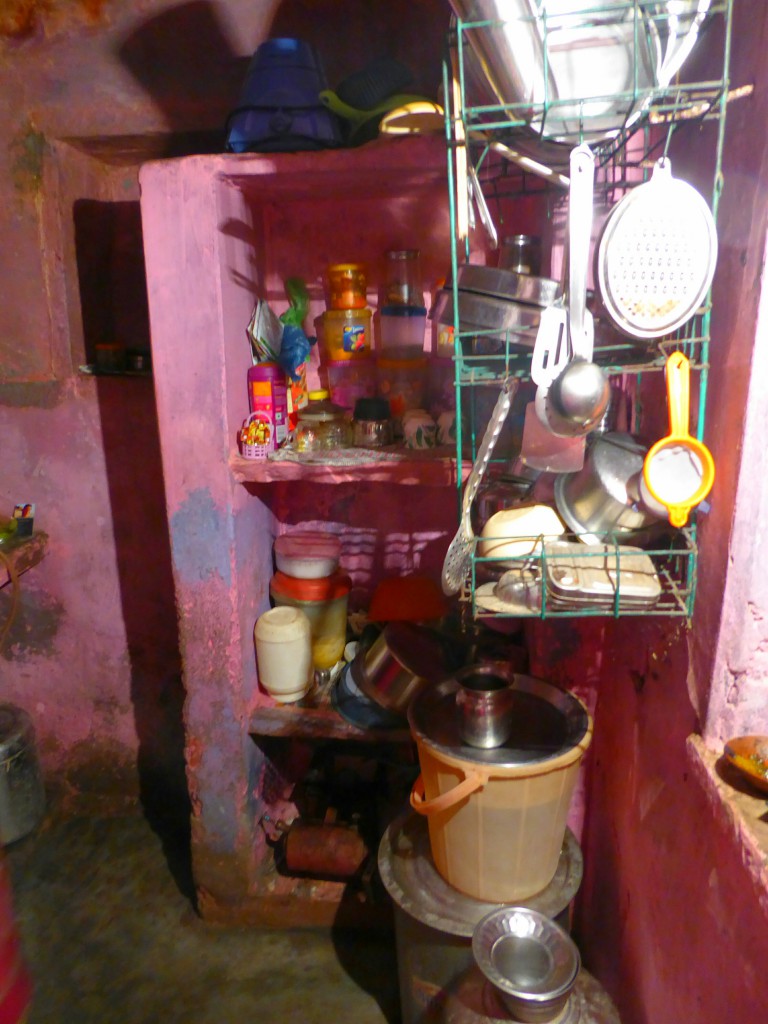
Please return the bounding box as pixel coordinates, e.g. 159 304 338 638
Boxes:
641 351 715 527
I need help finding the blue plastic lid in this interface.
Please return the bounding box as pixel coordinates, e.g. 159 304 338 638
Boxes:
381 304 427 318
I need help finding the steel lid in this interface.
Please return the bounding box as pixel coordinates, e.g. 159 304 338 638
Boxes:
377 811 582 937
407 671 590 769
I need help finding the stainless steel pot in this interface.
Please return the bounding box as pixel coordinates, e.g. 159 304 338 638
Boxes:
0 704 45 845
353 622 451 715
553 432 663 543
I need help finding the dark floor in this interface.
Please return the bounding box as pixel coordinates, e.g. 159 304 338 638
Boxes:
6 790 401 1024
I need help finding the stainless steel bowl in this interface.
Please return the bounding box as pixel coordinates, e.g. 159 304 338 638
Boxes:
430 288 541 348
472 906 580 1023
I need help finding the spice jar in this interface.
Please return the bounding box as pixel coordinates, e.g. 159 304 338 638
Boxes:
294 389 352 451
353 397 394 448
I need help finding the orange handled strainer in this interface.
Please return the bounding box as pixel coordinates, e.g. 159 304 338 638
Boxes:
642 352 715 527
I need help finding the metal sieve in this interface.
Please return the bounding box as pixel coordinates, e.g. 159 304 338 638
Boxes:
597 157 718 340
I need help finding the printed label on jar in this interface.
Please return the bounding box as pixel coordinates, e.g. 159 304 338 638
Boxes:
342 325 367 352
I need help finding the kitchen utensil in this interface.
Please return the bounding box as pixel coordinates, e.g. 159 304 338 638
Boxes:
468 164 499 248
377 813 582 1024
0 704 46 845
353 621 452 714
544 357 611 436
542 540 662 610
430 288 544 352
553 432 664 544
449 37 470 245
451 1 660 144
642 351 715 527
331 663 405 731
656 1 713 86
477 504 566 568
472 906 581 1023
442 377 520 595
523 145 595 471
597 157 718 339
452 265 560 308
723 735 768 795
455 663 519 749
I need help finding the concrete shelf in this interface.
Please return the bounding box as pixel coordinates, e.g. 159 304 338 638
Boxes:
231 448 462 487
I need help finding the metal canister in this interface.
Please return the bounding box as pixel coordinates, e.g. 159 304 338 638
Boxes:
0 705 45 845
377 812 583 1024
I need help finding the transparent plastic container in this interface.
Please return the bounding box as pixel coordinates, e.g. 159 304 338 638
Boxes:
269 571 351 670
376 357 427 435
385 249 422 306
378 304 427 358
294 390 352 451
326 358 376 411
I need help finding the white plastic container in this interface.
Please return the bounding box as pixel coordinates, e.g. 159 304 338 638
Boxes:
379 304 427 358
274 531 341 579
254 606 314 703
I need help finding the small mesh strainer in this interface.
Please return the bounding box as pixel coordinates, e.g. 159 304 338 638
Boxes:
597 157 718 340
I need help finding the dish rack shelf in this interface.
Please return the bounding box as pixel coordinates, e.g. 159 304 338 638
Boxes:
444 0 732 620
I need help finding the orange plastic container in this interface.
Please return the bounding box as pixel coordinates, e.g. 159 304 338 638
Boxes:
327 263 367 309
320 308 373 361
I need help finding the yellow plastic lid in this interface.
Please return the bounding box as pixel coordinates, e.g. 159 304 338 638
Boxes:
308 389 330 401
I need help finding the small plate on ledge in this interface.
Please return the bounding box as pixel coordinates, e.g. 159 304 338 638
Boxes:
723 735 768 795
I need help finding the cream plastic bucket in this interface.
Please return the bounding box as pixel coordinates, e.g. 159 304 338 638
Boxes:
408 669 592 903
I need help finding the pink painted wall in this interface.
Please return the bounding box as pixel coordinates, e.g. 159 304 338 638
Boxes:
0 0 445 789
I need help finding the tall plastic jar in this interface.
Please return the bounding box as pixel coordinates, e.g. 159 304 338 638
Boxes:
325 357 376 411
269 571 351 670
254 607 314 703
320 308 373 361
378 305 427 359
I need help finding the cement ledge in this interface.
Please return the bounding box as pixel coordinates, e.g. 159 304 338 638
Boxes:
686 733 768 916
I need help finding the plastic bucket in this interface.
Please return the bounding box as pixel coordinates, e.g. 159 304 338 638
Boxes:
0 854 32 1024
407 671 592 903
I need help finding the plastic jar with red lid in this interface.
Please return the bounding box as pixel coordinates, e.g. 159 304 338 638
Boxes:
269 571 351 670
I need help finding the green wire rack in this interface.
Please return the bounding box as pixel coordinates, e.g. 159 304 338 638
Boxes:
442 0 733 619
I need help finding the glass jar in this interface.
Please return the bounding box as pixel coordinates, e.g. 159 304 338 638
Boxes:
269 571 352 670
385 249 423 306
294 389 352 451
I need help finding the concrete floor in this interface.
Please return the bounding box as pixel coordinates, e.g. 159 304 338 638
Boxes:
6 789 401 1024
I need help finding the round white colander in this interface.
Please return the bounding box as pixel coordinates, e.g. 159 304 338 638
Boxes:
597 157 718 340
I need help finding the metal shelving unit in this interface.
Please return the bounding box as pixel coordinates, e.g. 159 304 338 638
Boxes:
444 0 733 619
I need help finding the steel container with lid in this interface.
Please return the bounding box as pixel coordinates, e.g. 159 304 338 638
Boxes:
378 812 583 1024
0 704 45 846
408 667 592 903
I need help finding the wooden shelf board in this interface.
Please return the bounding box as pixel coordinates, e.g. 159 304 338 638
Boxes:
249 701 412 746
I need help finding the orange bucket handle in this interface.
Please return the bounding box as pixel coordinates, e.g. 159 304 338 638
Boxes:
410 768 489 815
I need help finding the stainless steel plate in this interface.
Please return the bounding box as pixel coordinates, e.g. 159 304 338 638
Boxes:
451 264 561 308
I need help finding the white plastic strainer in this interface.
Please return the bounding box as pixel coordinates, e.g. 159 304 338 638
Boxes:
597 157 718 340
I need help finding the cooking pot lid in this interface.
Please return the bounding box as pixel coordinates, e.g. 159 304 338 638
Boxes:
377 811 582 937
407 673 589 767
